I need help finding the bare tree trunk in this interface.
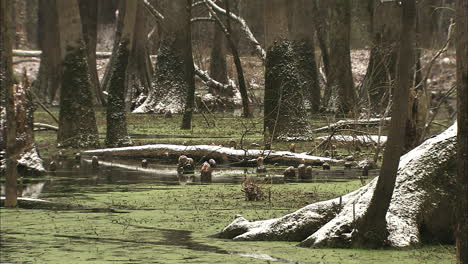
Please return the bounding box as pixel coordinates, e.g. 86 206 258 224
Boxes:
56 0 99 148
360 1 400 111
79 0 104 105
455 0 468 261
125 1 154 110
1 0 18 207
105 0 137 147
353 0 415 248
209 7 229 93
36 0 61 103
328 0 356 114
311 0 330 89
225 0 251 118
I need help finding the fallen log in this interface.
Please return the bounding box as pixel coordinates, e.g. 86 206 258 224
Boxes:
34 123 58 131
315 135 387 146
81 144 342 166
216 123 457 248
313 118 391 133
13 49 112 59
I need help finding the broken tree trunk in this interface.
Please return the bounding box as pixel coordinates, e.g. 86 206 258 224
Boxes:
13 83 46 175
0 87 46 176
216 123 457 248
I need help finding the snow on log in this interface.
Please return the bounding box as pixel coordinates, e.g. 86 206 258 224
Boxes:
81 144 342 166
315 135 387 145
33 123 58 131
216 123 457 248
313 118 391 133
13 49 112 59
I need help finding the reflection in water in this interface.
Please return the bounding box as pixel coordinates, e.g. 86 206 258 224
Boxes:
1 181 46 198
2 158 377 200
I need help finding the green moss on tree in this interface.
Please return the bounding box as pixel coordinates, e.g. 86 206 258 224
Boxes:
106 40 132 147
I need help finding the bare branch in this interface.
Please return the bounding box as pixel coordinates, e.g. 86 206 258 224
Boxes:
142 0 164 21
204 0 265 61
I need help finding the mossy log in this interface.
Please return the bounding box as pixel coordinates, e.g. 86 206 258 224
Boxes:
81 144 342 166
216 124 457 248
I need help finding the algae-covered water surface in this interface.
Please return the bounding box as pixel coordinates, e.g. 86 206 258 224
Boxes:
1 160 455 263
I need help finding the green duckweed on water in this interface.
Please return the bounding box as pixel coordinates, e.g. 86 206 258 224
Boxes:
1 110 456 263
0 169 455 264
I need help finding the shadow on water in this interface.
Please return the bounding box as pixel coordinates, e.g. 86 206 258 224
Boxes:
51 225 306 264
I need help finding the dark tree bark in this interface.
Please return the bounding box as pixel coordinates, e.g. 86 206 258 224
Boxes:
263 0 317 139
79 0 104 105
36 0 62 103
311 0 330 88
56 0 99 148
105 0 137 147
353 0 415 248
455 0 468 261
97 0 120 25
290 0 320 113
209 0 229 94
360 1 400 112
125 0 154 110
327 0 356 114
134 0 196 130
1 0 18 207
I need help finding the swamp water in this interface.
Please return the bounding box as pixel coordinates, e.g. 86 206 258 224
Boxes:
0 160 455 263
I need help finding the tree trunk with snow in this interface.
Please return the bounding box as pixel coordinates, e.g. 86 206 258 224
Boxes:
353 0 415 248
56 0 99 148
1 0 18 207
216 123 458 248
104 0 137 148
134 0 195 120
